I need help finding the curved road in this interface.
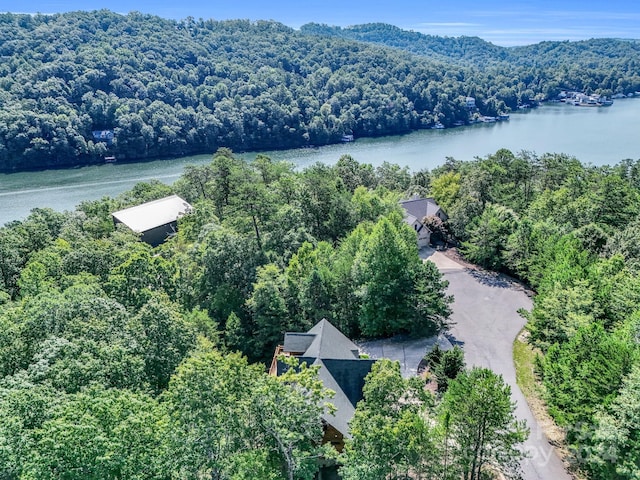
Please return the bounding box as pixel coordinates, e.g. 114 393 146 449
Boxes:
425 249 572 480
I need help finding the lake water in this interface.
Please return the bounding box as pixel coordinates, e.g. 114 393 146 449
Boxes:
1 98 638 226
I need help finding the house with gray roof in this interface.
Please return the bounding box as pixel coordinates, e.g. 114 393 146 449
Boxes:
111 194 192 247
91 129 114 144
399 196 448 248
270 319 375 453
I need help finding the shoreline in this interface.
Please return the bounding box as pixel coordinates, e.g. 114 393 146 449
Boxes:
0 104 543 175
1 97 639 225
2 97 639 176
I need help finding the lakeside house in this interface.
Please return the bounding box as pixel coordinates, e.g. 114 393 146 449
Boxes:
111 194 192 246
270 319 376 455
399 196 448 248
91 129 115 144
559 91 613 106
465 96 476 109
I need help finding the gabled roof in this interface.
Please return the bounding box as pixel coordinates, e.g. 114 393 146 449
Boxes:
277 319 375 438
302 318 360 360
112 195 192 233
400 196 447 222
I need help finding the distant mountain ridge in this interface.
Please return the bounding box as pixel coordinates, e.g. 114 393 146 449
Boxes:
299 22 640 69
299 22 508 63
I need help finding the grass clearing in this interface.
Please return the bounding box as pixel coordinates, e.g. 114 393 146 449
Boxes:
513 330 541 400
513 330 584 479
513 330 562 442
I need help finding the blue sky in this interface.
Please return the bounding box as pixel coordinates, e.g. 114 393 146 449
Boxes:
4 0 640 46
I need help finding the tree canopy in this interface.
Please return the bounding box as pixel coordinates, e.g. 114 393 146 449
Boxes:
2 11 639 171
428 149 640 479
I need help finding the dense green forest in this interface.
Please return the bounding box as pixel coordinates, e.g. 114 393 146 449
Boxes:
3 145 640 477
426 149 640 479
1 10 640 171
0 150 487 479
301 23 640 97
301 22 640 70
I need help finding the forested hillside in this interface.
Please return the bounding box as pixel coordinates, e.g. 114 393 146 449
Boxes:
428 150 640 479
1 11 639 171
302 23 640 102
0 11 476 170
300 22 509 62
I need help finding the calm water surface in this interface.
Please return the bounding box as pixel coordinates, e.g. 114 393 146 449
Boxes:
1 98 638 225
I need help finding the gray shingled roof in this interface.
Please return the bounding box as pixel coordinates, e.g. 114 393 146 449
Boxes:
323 358 375 408
405 213 418 225
278 319 375 438
399 197 446 222
315 359 375 437
112 195 192 233
302 319 360 360
283 333 316 354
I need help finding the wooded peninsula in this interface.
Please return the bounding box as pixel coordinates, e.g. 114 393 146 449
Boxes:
1 10 639 170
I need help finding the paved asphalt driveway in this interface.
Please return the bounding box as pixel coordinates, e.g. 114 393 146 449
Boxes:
358 334 453 378
426 248 572 480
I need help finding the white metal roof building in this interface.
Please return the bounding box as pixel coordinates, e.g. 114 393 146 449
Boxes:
112 194 192 246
